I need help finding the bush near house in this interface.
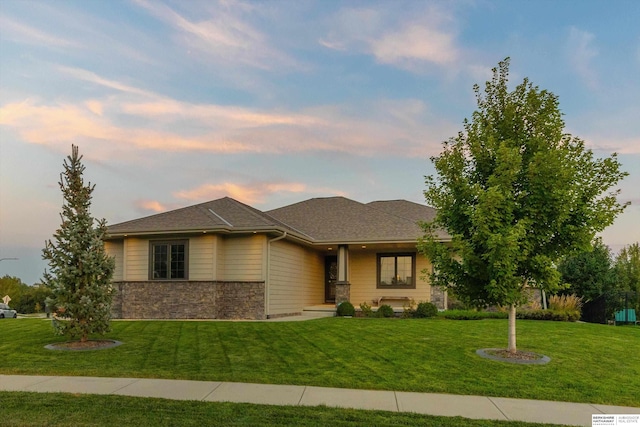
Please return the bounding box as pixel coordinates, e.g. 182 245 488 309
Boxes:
336 301 355 317
358 301 374 317
414 302 438 318
377 304 394 318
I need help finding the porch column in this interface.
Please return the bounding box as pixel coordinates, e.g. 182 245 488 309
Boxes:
335 244 350 305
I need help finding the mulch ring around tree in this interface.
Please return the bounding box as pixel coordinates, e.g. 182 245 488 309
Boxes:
45 340 123 351
476 348 550 365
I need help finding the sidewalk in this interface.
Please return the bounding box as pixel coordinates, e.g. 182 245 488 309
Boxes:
1 375 638 426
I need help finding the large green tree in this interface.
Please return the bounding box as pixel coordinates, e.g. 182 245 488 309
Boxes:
614 242 640 312
42 145 115 342
557 238 617 302
557 238 625 322
419 59 628 353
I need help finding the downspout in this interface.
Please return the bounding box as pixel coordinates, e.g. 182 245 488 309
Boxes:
266 231 287 318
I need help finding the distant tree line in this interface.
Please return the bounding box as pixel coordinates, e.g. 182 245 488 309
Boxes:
0 275 53 314
558 239 640 322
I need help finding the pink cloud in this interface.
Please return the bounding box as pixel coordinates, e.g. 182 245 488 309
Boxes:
174 182 300 205
1 94 451 159
134 199 169 213
1 65 454 159
121 99 324 128
173 181 345 205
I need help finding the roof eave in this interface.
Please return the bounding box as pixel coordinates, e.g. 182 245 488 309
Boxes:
309 236 451 246
105 225 315 243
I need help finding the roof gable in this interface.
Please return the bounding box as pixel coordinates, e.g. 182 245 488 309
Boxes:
266 197 428 243
108 197 288 235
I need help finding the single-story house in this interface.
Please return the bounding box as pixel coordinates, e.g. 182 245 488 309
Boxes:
104 196 450 319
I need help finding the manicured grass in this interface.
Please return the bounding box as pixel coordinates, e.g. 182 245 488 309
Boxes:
1 318 638 406
0 392 564 427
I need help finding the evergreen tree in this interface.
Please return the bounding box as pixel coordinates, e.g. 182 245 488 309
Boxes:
42 145 114 342
419 59 628 353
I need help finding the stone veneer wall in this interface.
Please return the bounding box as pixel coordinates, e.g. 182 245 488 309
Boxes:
430 285 447 310
111 281 266 320
335 281 351 306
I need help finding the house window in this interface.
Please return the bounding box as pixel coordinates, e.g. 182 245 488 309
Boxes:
149 240 188 280
377 253 416 289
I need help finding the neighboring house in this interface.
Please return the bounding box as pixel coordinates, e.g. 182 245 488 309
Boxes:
105 196 450 320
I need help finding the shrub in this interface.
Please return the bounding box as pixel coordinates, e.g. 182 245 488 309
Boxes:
359 302 374 317
549 294 583 311
377 304 395 318
446 292 469 310
336 301 355 317
517 309 580 322
401 299 416 318
439 310 508 320
414 302 438 318
401 307 415 318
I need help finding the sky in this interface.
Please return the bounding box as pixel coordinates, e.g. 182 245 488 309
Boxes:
1 0 639 285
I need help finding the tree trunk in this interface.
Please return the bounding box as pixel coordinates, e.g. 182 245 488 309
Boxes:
508 304 517 354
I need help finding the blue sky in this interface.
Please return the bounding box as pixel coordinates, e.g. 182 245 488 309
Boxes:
1 0 639 285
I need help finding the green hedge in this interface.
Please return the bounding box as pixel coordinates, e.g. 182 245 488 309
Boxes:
439 310 508 320
516 309 581 322
438 309 580 321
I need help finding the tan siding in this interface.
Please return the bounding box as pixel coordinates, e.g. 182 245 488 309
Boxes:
124 238 149 281
105 240 124 281
268 240 324 315
189 235 217 280
349 248 432 306
216 237 225 281
220 235 266 281
119 235 220 281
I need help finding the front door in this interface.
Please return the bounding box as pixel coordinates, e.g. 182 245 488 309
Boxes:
325 256 337 303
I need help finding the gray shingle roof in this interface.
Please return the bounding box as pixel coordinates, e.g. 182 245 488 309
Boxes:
107 197 293 235
266 197 443 243
108 196 449 243
366 200 448 240
366 200 436 223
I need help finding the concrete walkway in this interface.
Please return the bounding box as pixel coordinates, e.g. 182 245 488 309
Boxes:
1 375 638 426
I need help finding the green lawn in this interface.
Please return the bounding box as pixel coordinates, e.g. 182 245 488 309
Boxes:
0 392 564 427
1 318 638 407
